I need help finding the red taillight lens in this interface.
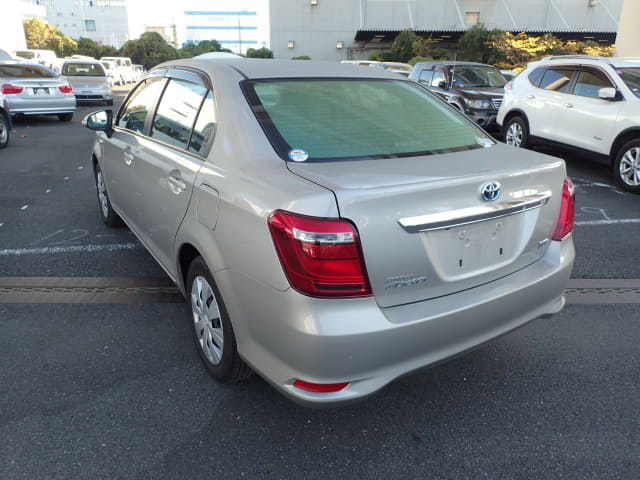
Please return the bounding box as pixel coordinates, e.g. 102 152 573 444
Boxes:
268 210 372 298
58 84 73 93
1 83 23 94
552 177 575 241
293 380 350 393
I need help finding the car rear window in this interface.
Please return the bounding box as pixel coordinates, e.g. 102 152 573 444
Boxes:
0 64 57 79
244 79 491 161
62 62 106 76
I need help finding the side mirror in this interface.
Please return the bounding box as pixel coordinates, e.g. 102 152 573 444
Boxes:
598 87 618 101
82 110 114 138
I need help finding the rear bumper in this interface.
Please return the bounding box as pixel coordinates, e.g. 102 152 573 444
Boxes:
218 235 575 406
9 96 76 116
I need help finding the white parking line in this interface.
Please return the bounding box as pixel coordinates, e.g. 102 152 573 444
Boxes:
0 243 142 257
575 219 640 226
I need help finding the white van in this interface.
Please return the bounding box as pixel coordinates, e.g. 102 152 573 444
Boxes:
13 49 58 70
99 56 136 84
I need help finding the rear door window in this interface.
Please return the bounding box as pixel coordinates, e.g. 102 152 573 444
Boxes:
189 91 216 156
539 68 575 93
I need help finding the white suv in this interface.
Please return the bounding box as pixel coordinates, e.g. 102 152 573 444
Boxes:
497 55 640 193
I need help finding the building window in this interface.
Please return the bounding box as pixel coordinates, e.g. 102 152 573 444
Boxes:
287 40 295 48
464 12 480 25
85 19 96 31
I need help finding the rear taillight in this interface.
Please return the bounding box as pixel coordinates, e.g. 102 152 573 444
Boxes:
58 84 73 93
552 177 575 241
268 210 372 298
1 84 23 94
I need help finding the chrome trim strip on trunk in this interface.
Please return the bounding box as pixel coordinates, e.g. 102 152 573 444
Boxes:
398 191 552 233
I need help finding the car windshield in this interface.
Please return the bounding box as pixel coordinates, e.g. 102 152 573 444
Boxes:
245 79 492 161
0 64 57 78
62 62 106 76
450 66 506 88
616 67 640 98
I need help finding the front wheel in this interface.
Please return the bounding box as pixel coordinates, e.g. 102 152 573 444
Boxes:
0 111 9 149
187 257 252 383
503 116 529 148
94 163 124 227
613 139 640 194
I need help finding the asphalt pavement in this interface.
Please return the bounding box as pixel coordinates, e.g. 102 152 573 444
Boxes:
1 86 639 479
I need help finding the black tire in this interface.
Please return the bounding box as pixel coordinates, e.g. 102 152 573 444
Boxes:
0 111 9 149
613 139 640 194
58 112 73 122
93 163 124 227
187 256 252 383
503 116 529 148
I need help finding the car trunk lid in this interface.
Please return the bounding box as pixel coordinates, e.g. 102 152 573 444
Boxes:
287 144 565 308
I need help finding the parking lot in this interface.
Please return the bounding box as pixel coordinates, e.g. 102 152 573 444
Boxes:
1 86 639 479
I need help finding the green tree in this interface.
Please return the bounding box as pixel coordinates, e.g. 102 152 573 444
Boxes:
245 47 274 58
291 55 311 60
458 25 503 63
120 32 179 70
390 29 418 63
23 18 77 57
76 37 102 58
178 39 226 58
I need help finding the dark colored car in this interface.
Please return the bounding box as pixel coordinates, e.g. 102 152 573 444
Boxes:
409 61 506 130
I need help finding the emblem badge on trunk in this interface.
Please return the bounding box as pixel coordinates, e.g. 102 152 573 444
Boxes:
480 181 501 201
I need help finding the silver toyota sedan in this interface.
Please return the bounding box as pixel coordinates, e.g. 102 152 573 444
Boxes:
0 61 76 121
83 58 575 406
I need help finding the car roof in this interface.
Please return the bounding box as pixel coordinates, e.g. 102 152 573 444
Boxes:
538 55 640 69
63 58 101 64
413 61 495 68
154 58 407 81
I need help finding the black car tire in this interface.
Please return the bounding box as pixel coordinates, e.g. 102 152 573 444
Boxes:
613 139 640 194
503 116 529 148
93 163 124 227
58 112 73 122
187 256 253 383
0 111 10 149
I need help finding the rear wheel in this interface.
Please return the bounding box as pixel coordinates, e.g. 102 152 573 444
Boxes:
187 256 252 383
0 111 9 149
613 139 640 194
58 112 73 122
503 116 529 148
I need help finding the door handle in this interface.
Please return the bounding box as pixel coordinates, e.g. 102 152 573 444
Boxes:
123 151 134 165
168 175 186 194
562 103 574 108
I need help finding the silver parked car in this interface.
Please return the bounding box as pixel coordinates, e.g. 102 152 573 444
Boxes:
0 61 75 122
83 58 575 406
61 59 113 105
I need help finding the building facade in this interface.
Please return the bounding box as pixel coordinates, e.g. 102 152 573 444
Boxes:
0 0 48 53
270 0 624 61
43 0 130 48
176 0 269 55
